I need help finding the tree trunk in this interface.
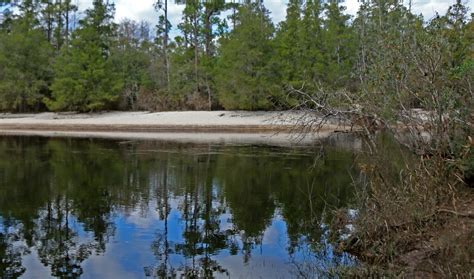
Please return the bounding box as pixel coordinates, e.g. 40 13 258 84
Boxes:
65 0 69 46
193 12 199 96
56 0 63 50
164 0 170 92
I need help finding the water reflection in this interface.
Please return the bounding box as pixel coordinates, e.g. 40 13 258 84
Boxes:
0 136 357 278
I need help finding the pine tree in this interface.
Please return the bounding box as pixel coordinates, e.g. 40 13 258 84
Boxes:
170 1 203 109
170 0 227 110
201 1 226 110
0 0 53 112
153 14 172 91
322 1 355 89
444 0 470 67
154 0 172 94
40 0 54 42
299 0 325 89
38 0 76 48
274 0 303 87
215 3 280 110
47 0 122 111
111 19 153 110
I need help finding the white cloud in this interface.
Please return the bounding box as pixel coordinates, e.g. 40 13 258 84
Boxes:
266 0 287 23
76 0 473 30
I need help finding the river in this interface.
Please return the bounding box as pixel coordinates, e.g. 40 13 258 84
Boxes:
0 135 359 278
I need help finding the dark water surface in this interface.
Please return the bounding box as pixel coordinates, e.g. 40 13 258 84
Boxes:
0 136 358 278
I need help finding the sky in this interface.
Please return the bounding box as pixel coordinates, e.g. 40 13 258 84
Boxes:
65 0 474 36
2 1 472 31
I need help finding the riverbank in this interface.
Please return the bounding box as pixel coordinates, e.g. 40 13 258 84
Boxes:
334 136 474 277
0 110 345 131
0 111 350 143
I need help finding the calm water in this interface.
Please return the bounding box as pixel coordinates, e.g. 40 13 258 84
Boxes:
0 136 358 278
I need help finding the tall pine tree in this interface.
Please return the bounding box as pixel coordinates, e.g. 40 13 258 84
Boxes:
215 3 280 110
47 0 122 111
299 0 325 90
0 0 53 112
322 1 355 89
274 0 303 88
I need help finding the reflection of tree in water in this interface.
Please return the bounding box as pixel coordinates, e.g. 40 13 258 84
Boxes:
35 196 114 278
215 147 279 263
215 145 357 269
288 232 355 278
0 138 169 277
143 145 358 277
34 140 119 277
0 137 119 277
0 220 28 278
36 197 84 278
0 137 358 277
145 158 176 278
146 152 229 278
0 137 52 277
175 180 229 278
287 151 355 254
275 148 357 277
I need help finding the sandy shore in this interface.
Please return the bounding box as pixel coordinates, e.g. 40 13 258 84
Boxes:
0 111 349 144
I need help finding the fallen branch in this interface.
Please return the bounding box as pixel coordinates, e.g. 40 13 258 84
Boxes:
437 209 474 218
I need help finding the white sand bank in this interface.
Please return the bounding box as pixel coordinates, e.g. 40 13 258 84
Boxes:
0 111 349 144
0 111 335 127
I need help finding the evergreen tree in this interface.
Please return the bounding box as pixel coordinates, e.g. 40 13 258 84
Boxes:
40 0 54 42
443 0 470 67
353 0 416 94
299 0 325 89
322 1 355 88
39 0 76 48
201 1 226 110
0 0 53 112
154 0 172 94
111 19 153 110
47 0 122 111
170 0 203 109
0 0 471 115
274 0 303 87
169 0 226 110
215 3 280 110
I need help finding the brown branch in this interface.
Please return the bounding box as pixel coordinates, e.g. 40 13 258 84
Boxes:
437 209 474 218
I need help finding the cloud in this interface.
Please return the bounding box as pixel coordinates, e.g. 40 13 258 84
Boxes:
266 0 287 23
76 0 473 30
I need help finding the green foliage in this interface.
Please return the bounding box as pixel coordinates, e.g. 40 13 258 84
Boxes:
273 0 355 95
47 0 122 112
165 0 227 110
0 0 472 114
0 9 53 112
299 0 325 86
353 0 425 114
274 0 303 87
351 0 472 150
322 2 356 89
215 4 281 110
111 19 153 110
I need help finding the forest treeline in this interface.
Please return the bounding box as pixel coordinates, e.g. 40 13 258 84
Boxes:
0 0 472 112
